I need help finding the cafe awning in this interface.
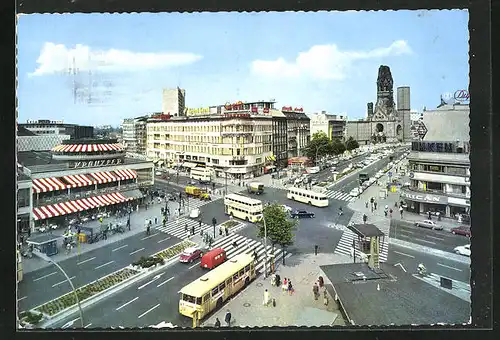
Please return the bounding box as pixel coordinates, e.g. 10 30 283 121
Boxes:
62 174 95 188
113 169 138 181
89 171 118 184
32 177 68 193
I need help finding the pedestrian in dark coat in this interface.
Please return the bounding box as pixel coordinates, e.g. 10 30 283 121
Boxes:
363 214 367 223
275 274 281 287
214 318 221 328
224 310 232 327
313 283 319 300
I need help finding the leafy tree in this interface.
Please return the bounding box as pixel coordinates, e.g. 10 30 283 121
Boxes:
331 138 347 155
345 136 360 151
256 203 298 265
304 131 332 163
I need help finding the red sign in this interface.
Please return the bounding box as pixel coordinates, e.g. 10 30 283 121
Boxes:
251 106 258 113
282 106 293 112
294 107 303 112
263 108 270 113
454 90 470 102
153 113 171 120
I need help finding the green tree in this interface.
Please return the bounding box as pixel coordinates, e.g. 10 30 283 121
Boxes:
345 136 360 151
256 203 298 265
304 131 332 163
331 138 346 155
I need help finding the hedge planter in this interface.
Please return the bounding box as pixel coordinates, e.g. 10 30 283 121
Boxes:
154 240 196 260
33 267 139 317
220 220 239 229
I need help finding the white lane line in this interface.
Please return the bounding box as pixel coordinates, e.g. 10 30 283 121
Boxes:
112 245 128 252
437 263 463 272
115 297 139 311
95 261 115 270
62 317 80 328
415 238 436 245
141 232 159 240
77 257 96 265
129 248 145 255
52 276 76 287
188 262 200 269
33 271 57 282
84 323 92 328
157 276 175 288
393 251 415 258
426 235 445 240
157 237 171 243
400 230 415 234
17 296 27 301
138 303 160 319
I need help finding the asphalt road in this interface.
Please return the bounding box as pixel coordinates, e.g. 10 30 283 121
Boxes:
389 219 469 253
18 231 182 312
387 244 471 283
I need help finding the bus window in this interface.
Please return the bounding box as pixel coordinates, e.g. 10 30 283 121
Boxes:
212 286 219 296
202 293 210 303
196 297 202 304
226 278 232 286
183 294 196 304
233 272 239 280
244 265 250 272
219 282 226 290
239 269 244 277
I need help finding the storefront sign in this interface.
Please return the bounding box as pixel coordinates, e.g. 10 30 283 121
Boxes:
151 114 171 121
224 113 250 118
71 158 123 169
454 89 470 102
411 141 455 153
224 101 245 111
400 191 447 204
282 106 303 113
186 107 210 115
263 108 270 113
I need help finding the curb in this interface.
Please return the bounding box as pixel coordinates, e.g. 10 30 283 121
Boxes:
388 238 471 264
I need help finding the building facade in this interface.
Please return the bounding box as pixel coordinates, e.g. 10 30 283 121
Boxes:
270 109 288 169
20 120 94 140
17 126 71 152
282 107 310 158
121 116 148 155
162 87 186 116
401 103 470 221
310 112 347 141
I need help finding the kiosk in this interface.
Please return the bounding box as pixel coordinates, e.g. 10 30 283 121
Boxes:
26 233 62 257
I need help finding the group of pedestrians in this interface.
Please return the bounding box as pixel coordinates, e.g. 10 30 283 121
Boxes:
312 276 329 306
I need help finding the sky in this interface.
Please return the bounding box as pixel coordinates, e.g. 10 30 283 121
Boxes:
17 10 469 127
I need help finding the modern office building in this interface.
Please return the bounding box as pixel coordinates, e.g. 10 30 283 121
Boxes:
310 111 347 141
282 106 310 158
17 126 71 152
19 120 94 140
401 103 470 221
121 116 149 155
162 87 186 116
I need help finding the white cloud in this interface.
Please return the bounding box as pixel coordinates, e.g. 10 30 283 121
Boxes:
29 42 203 76
250 40 412 80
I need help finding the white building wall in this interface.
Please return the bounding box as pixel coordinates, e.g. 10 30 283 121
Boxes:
17 134 71 152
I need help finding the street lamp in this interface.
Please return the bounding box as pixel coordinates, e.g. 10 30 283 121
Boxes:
212 217 217 239
258 214 269 278
31 250 84 328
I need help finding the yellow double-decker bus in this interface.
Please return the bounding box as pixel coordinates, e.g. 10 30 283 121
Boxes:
224 193 263 222
179 253 256 321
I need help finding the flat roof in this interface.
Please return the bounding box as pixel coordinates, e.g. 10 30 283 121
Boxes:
17 170 31 181
348 223 385 238
320 262 470 325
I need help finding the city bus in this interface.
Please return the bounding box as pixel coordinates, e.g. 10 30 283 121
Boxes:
190 167 214 183
224 193 263 222
179 253 256 321
287 187 329 207
246 182 264 195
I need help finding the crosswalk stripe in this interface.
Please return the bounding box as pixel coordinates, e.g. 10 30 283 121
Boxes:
323 190 353 202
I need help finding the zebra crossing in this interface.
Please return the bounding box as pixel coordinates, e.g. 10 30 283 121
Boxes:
155 215 247 240
181 196 221 211
334 228 389 262
324 190 356 202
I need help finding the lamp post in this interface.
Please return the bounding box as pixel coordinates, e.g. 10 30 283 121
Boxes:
212 217 217 239
32 250 84 328
224 171 228 196
259 214 269 278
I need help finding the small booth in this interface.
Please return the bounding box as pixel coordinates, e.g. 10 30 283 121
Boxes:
79 224 106 244
347 223 386 269
26 233 63 257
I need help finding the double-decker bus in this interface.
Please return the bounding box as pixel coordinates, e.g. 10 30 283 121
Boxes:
224 193 263 222
287 187 329 207
179 253 256 321
190 167 214 183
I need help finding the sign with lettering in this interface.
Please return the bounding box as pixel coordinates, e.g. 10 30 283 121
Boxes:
416 122 428 140
411 141 455 153
71 158 124 169
186 107 210 115
263 108 270 113
152 114 171 121
454 89 470 102
282 106 293 112
400 191 446 204
224 101 245 111
224 113 250 118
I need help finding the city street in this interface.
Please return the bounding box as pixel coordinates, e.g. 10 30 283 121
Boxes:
18 231 182 311
389 219 469 253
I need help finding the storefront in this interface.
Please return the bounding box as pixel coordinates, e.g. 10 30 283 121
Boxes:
400 188 470 220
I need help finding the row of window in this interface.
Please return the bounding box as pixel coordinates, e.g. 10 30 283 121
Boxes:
149 135 272 144
288 189 328 201
148 124 272 133
149 145 273 156
225 197 262 207
408 162 469 176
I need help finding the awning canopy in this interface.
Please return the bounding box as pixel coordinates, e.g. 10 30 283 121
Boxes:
32 192 133 221
62 174 95 188
121 189 144 200
89 171 118 184
32 177 69 193
52 143 124 153
113 169 138 181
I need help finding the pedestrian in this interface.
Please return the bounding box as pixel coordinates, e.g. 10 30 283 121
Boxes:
275 274 281 287
437 211 441 221
127 218 131 231
399 206 404 218
374 201 378 210
103 228 108 240
225 227 229 237
253 249 258 262
362 214 367 223
428 211 432 220
199 220 202 229
232 240 238 248
146 225 151 236
263 289 270 306
154 216 158 224
323 290 329 306
395 202 398 208
288 280 294 295
214 318 221 328
65 242 72 254
389 208 393 218
219 226 223 236
313 283 319 300
365 202 369 209
318 276 324 288
185 223 188 232
136 204 139 212
246 238 250 249
282 278 288 292
314 244 319 256
191 225 195 236
224 310 231 327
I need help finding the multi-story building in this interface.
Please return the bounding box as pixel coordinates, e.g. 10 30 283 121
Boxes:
146 105 273 179
121 116 149 155
270 109 288 169
17 126 71 152
282 106 310 158
19 120 94 140
401 103 470 221
17 166 33 236
310 111 347 141
162 87 186 116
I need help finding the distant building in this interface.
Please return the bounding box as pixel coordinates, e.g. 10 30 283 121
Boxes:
162 87 186 116
121 116 149 155
17 125 71 152
20 119 94 140
310 111 347 141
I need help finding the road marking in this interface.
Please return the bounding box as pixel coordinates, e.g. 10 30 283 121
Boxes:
129 248 145 255
157 237 171 243
426 235 444 240
95 261 115 269
17 296 27 301
77 257 96 265
62 317 80 328
437 263 463 272
33 271 57 282
141 232 159 240
112 245 128 252
115 297 139 311
157 276 175 287
393 251 415 258
84 323 92 328
138 303 160 319
52 276 76 287
415 238 436 245
188 262 200 269
400 230 415 234
138 274 164 290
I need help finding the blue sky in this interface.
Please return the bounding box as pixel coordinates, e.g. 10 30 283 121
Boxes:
17 10 469 126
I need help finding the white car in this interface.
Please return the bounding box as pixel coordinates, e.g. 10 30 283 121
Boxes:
189 208 200 218
282 205 293 213
349 188 360 197
155 171 162 176
454 244 471 257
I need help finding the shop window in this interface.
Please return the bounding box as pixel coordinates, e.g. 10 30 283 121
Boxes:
426 182 443 191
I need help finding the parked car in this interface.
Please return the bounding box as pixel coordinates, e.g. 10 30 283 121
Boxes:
291 210 315 218
179 247 203 263
451 226 471 237
414 220 444 230
155 171 162 176
349 188 360 197
282 205 293 213
454 244 471 257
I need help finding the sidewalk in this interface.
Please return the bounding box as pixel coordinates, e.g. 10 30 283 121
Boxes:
202 253 351 328
22 199 180 274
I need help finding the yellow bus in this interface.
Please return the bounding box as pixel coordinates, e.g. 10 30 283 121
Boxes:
287 187 329 207
179 253 256 320
224 193 263 222
17 250 23 283
190 167 214 183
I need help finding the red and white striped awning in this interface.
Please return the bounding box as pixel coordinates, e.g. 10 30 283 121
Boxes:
89 171 118 184
32 177 69 193
113 169 138 180
51 143 124 153
32 192 134 221
62 174 96 188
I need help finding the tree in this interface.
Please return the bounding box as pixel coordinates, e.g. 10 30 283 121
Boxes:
331 138 347 155
304 131 332 163
256 203 298 265
345 136 360 151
